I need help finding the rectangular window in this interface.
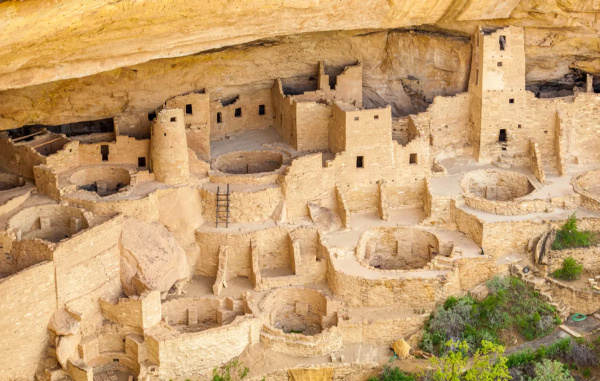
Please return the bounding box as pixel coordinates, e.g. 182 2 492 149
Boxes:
374 115 379 120
499 129 507 142
258 105 265 115
170 117 177 122
100 145 109 162
354 116 359 121
499 35 506 51
234 108 242 117
217 112 222 123
476 69 479 85
185 104 193 115
509 98 514 104
409 153 417 165
138 157 146 167
148 112 157 121
497 62 503 67
356 156 364 168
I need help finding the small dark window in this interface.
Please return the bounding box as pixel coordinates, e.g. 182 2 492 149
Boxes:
113 359 119 363
356 156 364 168
138 157 146 167
100 145 109 162
163 133 166 137
170 117 176 122
234 108 242 117
217 112 222 123
499 36 506 51
258 105 265 115
499 129 507 142
374 115 379 120
354 116 359 121
185 104 193 114
509 99 514 104
409 153 417 164
148 112 157 121
476 69 479 85
518 124 522 129
497 62 503 67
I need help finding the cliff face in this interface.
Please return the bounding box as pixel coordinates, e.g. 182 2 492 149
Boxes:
0 0 599 129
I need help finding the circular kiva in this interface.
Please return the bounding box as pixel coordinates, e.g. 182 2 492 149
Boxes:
460 169 535 201
8 204 89 243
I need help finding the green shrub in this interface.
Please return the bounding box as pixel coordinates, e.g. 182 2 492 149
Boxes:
552 214 595 250
368 365 415 381
507 337 572 368
533 359 574 381
552 257 583 281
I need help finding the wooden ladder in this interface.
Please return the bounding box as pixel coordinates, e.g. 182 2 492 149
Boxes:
216 184 230 228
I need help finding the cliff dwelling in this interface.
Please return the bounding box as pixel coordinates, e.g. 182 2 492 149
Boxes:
2 2 600 381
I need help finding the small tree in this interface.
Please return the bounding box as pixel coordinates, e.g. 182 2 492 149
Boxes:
464 340 511 381
552 256 583 281
424 340 468 381
423 340 511 381
532 359 574 381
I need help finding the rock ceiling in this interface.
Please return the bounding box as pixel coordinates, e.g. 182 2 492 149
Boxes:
0 0 599 129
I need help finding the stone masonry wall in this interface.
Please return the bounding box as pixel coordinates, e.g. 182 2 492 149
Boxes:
0 261 57 381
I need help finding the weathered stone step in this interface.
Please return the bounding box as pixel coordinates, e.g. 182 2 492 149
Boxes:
559 324 582 338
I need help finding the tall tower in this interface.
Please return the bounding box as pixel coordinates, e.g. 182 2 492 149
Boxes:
469 26 526 162
150 108 190 185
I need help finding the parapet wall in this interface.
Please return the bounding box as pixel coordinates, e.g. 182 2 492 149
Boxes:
326 258 455 308
147 316 262 379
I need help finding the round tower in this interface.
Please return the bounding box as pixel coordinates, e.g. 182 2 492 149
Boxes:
150 108 190 185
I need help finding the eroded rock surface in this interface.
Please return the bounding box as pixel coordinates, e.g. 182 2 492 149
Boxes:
120 217 190 296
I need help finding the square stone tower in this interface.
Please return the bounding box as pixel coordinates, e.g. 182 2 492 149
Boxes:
468 26 526 162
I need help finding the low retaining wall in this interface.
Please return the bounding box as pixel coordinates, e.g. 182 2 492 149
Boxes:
545 277 600 315
260 324 343 357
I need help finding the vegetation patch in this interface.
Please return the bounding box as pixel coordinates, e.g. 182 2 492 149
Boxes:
552 256 583 281
420 277 559 355
552 214 597 250
507 337 598 381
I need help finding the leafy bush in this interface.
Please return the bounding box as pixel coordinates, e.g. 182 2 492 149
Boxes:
486 276 510 294
422 340 510 381
532 359 574 381
552 257 583 281
428 297 474 342
421 277 559 355
212 359 249 381
368 365 415 381
552 214 595 250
